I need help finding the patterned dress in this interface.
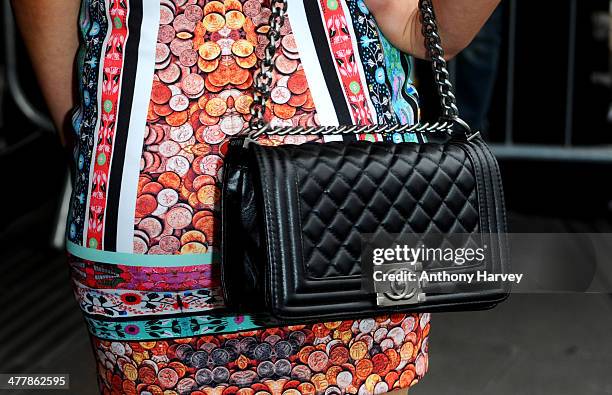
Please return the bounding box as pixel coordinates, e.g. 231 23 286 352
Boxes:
68 0 429 394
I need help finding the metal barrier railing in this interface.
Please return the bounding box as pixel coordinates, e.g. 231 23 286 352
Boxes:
490 0 612 162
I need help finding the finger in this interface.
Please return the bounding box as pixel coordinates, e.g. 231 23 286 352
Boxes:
363 0 424 57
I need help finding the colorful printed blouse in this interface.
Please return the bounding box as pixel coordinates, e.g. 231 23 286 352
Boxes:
68 0 429 394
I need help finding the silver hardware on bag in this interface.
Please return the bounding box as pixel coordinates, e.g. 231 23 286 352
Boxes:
246 0 474 139
374 262 428 307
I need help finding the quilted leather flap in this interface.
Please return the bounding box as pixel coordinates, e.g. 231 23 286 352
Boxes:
250 139 502 280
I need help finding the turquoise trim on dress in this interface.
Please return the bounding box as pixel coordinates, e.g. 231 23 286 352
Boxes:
85 313 261 340
377 31 415 126
377 30 420 143
66 240 215 267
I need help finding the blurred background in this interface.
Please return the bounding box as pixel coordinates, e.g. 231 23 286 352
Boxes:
0 0 611 394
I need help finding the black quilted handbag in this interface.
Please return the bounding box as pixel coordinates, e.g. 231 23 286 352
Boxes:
221 0 509 323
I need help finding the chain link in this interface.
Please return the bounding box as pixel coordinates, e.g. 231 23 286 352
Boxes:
247 0 470 138
419 0 459 119
248 1 287 131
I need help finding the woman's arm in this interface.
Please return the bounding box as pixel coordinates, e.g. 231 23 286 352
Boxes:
11 0 81 145
364 0 501 59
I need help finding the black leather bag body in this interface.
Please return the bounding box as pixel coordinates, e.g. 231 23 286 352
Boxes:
221 0 510 324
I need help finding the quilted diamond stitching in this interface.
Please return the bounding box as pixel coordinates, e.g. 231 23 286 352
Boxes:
289 142 479 278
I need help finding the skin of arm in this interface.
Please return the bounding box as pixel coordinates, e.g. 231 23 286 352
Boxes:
364 0 501 60
10 0 81 146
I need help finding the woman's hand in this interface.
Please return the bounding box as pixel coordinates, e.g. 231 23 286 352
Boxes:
364 0 501 59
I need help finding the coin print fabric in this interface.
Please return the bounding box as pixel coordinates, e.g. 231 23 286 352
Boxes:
137 1 322 257
67 0 429 393
93 314 430 395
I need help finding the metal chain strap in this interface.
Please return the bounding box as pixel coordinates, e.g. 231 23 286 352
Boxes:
419 0 459 119
248 1 287 131
248 0 471 138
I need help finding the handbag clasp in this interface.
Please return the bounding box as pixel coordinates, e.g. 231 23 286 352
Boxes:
375 262 427 307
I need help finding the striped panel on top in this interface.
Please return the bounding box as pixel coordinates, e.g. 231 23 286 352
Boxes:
103 0 144 251
68 0 109 245
345 0 396 124
85 0 130 249
114 1 160 253
316 0 374 125
302 0 353 126
338 0 378 124
286 0 339 127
